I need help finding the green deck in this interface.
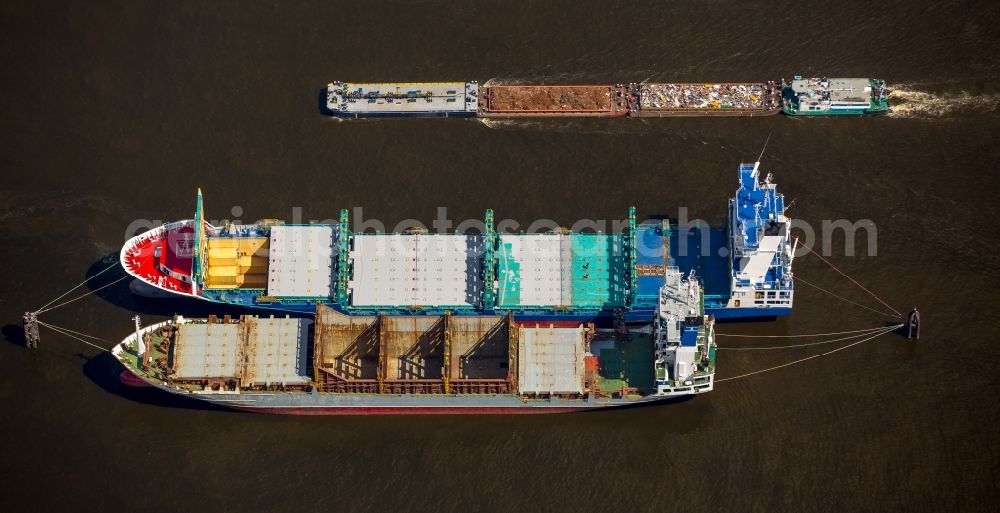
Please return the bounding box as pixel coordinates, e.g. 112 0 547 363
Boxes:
118 333 171 379
497 234 627 309
595 333 655 395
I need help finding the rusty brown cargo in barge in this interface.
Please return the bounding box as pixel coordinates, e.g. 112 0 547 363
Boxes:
630 82 782 117
479 84 630 117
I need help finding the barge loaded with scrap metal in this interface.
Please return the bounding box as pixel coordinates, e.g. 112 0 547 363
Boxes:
121 162 794 323
324 77 887 117
630 82 781 117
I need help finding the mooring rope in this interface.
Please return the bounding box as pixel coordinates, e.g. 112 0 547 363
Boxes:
37 321 112 353
717 325 891 338
36 321 112 342
36 276 128 315
794 276 899 318
717 324 902 350
34 261 120 312
715 324 900 383
798 240 903 318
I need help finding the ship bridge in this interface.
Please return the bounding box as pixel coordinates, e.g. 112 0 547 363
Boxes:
724 162 794 313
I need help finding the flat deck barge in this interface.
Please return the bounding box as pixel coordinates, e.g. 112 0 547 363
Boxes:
325 81 479 118
479 84 629 117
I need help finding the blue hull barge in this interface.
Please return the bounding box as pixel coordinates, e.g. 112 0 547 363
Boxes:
120 163 794 323
325 81 479 118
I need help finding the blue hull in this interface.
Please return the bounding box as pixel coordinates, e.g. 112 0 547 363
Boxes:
708 306 792 320
202 294 786 325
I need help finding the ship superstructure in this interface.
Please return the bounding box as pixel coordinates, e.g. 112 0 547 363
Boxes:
655 269 714 395
120 163 793 322
110 267 715 414
719 162 795 316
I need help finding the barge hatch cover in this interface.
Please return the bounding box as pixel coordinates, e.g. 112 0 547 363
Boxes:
173 318 312 385
517 324 586 395
244 317 311 385
173 323 241 379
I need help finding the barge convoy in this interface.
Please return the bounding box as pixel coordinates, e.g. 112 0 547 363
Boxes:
325 76 888 118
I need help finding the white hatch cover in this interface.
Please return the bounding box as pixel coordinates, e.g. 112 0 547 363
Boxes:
499 234 573 306
349 234 482 307
173 323 241 379
245 317 311 385
267 225 335 298
517 324 586 395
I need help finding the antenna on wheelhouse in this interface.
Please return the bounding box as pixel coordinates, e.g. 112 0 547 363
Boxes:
757 131 773 163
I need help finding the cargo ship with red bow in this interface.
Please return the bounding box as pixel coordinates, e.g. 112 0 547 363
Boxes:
120 162 794 323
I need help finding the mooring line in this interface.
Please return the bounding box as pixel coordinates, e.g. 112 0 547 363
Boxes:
36 276 128 315
36 321 112 342
715 325 899 383
37 321 112 353
34 261 120 312
798 240 903 318
794 276 899 318
717 324 902 350
717 325 890 338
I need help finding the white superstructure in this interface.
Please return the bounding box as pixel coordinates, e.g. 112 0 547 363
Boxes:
654 268 715 396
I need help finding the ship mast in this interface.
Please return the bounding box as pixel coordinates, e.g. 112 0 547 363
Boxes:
191 188 204 296
133 315 145 368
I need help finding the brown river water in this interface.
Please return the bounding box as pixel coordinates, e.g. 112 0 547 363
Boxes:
2 1 999 511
